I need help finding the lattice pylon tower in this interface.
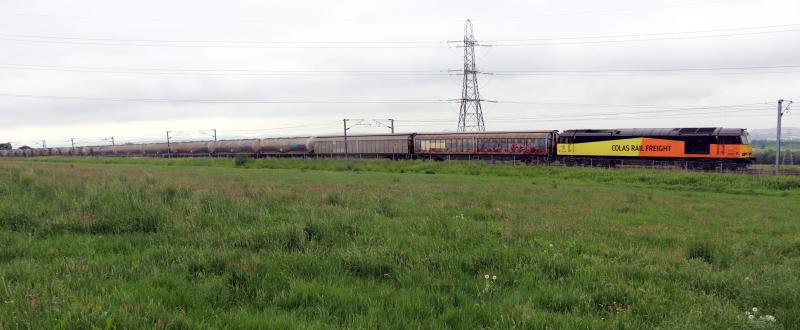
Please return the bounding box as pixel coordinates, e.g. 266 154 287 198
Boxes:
456 19 486 132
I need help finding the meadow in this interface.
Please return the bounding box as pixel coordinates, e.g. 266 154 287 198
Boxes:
1 157 799 329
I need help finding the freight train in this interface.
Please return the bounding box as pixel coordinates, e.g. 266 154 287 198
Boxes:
0 127 753 169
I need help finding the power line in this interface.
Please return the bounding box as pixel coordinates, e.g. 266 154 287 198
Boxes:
493 101 768 109
490 0 739 21
0 36 447 49
20 123 342 147
0 32 445 45
60 108 773 145
493 71 800 77
0 63 451 76
0 23 798 48
486 23 800 42
398 102 772 122
0 0 735 23
0 92 771 111
400 106 771 123
2 62 800 77
403 112 771 128
491 28 800 47
405 110 772 126
0 93 451 104
4 104 776 147
492 65 800 74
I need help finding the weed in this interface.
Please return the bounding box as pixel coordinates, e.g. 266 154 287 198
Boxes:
325 191 344 206
687 241 715 264
234 154 251 167
0 158 798 329
376 197 397 218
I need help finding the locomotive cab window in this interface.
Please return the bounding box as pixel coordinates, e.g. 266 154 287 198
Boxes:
685 137 714 154
741 133 751 145
717 136 742 144
558 136 573 144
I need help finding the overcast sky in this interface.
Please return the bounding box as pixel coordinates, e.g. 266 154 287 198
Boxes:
1 0 799 147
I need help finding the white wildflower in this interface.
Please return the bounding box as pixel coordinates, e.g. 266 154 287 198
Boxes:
484 274 489 279
549 243 554 247
748 314 754 320
492 275 497 280
752 307 758 313
764 315 776 322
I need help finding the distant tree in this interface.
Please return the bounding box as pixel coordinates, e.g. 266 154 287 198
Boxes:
18 145 31 150
0 143 10 150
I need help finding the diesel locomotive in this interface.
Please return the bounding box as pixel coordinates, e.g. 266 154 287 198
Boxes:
0 127 753 169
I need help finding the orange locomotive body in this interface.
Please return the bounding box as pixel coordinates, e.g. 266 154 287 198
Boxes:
557 127 753 169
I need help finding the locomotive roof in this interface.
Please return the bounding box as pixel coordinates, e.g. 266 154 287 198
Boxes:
560 127 746 137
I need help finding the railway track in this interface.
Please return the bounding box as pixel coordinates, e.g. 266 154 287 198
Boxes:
744 169 800 176
550 164 800 176
2 154 798 176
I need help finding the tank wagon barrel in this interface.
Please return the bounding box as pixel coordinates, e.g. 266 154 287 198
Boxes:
115 144 143 156
141 143 170 156
92 145 115 156
170 141 212 155
208 139 259 155
258 137 313 154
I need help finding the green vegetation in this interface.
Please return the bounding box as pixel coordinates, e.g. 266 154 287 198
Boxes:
751 140 800 165
751 164 800 171
1 157 799 328
752 140 800 151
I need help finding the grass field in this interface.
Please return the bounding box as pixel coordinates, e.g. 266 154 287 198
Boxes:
751 164 800 171
1 157 799 329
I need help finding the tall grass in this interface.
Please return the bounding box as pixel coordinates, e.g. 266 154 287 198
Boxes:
14 156 800 196
0 159 798 328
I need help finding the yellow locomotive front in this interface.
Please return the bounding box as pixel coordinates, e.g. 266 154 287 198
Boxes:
556 127 752 169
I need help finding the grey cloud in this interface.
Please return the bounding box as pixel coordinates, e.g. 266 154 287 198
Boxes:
1 0 799 143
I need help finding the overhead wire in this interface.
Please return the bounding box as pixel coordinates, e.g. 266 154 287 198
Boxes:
0 93 451 104
0 63 452 77
2 62 800 77
0 93 774 113
485 23 800 42
397 103 772 123
0 8 790 142
489 28 800 47
4 106 775 147
0 23 798 48
0 0 743 23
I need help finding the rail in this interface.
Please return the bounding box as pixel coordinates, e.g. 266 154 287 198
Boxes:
2 153 799 176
